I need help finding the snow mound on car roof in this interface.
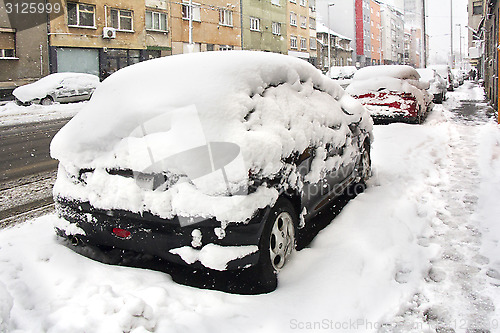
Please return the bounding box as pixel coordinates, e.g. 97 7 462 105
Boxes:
346 69 431 109
52 51 370 170
13 73 99 103
352 65 421 81
50 51 372 221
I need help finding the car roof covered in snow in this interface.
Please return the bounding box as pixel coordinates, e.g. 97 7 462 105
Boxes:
352 65 421 81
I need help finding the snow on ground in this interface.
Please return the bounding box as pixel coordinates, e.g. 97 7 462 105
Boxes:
0 82 499 332
0 101 83 127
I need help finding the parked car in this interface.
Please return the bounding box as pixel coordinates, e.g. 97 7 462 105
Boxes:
429 65 454 92
417 68 447 104
51 51 373 285
451 69 466 86
346 65 433 124
327 66 358 80
13 72 99 105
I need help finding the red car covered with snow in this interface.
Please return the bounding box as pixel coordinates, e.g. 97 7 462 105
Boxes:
346 65 433 124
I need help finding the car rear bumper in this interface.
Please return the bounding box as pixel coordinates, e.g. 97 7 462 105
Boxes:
371 113 419 124
55 197 270 270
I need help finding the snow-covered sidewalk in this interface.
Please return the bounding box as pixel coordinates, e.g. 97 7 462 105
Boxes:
0 82 499 333
0 101 83 127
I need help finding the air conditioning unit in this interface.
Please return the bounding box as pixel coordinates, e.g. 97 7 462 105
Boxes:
103 27 116 39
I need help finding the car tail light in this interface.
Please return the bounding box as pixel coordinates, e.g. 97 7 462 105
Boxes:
112 228 131 239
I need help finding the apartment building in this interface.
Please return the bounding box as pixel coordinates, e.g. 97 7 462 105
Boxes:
48 0 149 78
240 0 287 54
308 0 317 65
287 0 316 64
170 0 241 54
145 0 172 59
405 26 421 67
355 0 371 66
316 22 353 70
370 0 381 65
380 2 404 64
0 0 50 93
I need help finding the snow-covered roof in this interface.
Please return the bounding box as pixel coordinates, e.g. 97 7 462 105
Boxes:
316 22 352 41
353 65 421 81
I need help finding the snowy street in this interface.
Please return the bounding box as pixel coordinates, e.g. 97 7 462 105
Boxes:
0 103 81 226
0 82 499 332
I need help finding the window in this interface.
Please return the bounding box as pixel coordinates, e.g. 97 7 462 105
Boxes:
300 16 307 28
271 0 280 5
182 2 201 21
290 12 297 26
219 9 233 26
309 17 316 29
290 35 297 49
67 2 95 28
309 37 316 50
250 17 260 31
300 0 307 6
110 8 133 31
472 1 483 15
220 45 233 51
146 11 168 31
272 22 281 35
300 37 307 50
0 49 15 58
0 30 15 58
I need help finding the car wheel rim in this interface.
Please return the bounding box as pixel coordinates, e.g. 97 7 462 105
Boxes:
269 211 295 271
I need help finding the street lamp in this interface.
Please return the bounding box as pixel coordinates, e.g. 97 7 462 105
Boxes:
456 24 463 69
450 0 454 67
327 3 335 70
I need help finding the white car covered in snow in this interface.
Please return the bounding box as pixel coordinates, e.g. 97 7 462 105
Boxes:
417 68 447 104
346 65 433 124
13 72 99 106
327 66 358 80
51 51 373 288
429 65 455 92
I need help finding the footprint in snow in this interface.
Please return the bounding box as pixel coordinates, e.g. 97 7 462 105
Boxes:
486 268 500 281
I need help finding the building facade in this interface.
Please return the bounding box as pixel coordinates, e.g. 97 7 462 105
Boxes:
170 0 241 54
287 0 316 64
48 0 149 79
380 2 404 65
240 0 287 54
370 0 382 65
0 0 50 94
405 26 422 67
316 22 353 71
482 0 499 112
355 0 372 66
145 0 172 60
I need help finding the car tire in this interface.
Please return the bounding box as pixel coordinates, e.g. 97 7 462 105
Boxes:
360 141 371 184
40 96 53 105
256 198 297 280
350 140 371 196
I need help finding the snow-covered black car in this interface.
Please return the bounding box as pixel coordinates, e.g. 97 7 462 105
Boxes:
51 51 373 284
